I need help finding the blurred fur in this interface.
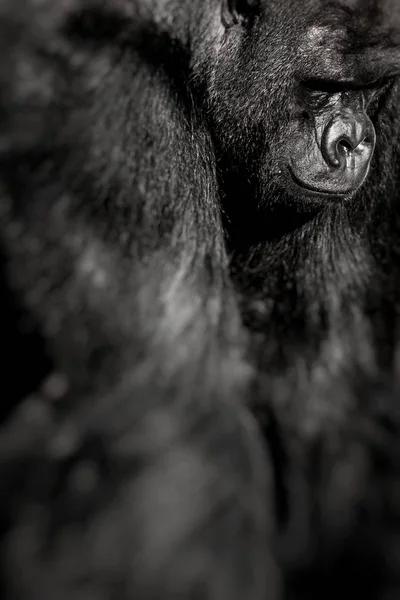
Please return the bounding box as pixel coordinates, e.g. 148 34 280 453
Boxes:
1 1 400 599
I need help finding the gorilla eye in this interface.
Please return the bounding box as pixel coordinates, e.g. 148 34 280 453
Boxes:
301 76 395 112
221 0 259 28
302 78 351 94
366 78 396 113
303 76 395 95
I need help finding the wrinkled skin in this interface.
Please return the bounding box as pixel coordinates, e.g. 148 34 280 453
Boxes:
1 1 400 600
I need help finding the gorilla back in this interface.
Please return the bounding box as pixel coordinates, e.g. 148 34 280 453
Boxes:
1 1 400 600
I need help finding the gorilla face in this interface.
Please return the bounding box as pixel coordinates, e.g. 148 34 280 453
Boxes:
287 82 379 199
197 0 400 208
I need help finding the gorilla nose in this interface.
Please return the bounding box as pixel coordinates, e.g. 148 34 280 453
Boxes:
321 111 376 170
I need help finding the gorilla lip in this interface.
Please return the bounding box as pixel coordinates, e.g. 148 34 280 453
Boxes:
288 168 350 199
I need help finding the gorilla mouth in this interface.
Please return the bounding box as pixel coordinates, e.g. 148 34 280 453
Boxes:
289 168 350 198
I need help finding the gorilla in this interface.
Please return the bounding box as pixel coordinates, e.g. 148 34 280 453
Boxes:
1 1 400 599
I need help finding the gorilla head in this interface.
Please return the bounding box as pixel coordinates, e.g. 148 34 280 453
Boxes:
193 0 400 209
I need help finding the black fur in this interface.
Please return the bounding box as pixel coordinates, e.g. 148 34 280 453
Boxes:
214 1 400 597
1 1 400 599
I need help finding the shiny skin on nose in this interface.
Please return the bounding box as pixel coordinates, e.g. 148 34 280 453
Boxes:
321 110 376 170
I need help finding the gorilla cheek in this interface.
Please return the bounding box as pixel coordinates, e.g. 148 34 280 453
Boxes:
288 110 376 199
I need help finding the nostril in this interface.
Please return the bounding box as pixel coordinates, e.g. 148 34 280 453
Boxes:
337 135 373 158
337 138 353 154
321 112 376 170
363 135 374 146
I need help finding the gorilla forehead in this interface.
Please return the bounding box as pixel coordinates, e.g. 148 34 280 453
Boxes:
235 1 400 85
